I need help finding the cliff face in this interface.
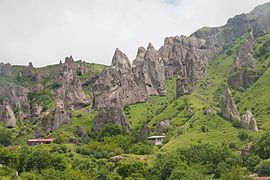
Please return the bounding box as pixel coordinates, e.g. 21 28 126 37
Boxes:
92 2 270 130
192 2 270 59
1 2 270 134
229 33 259 90
54 56 91 110
0 56 92 137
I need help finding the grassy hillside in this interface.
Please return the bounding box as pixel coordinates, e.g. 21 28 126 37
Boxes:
2 32 270 179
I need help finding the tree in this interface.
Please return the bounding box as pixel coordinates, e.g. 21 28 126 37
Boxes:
220 166 249 180
254 132 270 159
0 148 18 169
255 159 270 176
116 162 146 178
0 128 12 146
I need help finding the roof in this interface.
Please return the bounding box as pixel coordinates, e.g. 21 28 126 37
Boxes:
256 177 270 180
27 138 54 142
148 136 165 139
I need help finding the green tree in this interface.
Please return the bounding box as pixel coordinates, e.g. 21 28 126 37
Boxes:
116 162 146 178
0 127 12 146
220 166 249 180
254 132 270 159
255 158 270 176
0 148 18 169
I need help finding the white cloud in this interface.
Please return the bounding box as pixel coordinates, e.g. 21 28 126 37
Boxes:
0 0 269 66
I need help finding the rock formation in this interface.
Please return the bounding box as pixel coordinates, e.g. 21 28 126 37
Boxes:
140 122 151 140
54 56 91 110
1 104 16 128
158 35 208 81
93 49 149 131
0 84 29 108
176 77 193 98
157 120 170 134
229 33 259 90
192 2 270 60
221 86 240 121
21 62 41 82
93 105 131 131
34 100 71 138
133 44 166 96
93 49 147 109
0 62 11 76
241 110 258 131
241 142 252 158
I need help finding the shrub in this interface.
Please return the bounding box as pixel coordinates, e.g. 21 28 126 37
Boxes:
256 159 270 176
0 128 12 146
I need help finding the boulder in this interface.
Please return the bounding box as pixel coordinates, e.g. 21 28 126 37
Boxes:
241 110 258 131
204 107 217 116
157 120 170 134
241 142 252 158
221 86 240 121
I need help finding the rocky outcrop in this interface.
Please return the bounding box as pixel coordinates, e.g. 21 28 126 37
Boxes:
140 122 151 140
93 105 131 131
34 100 71 138
241 142 252 158
158 36 208 98
176 77 193 98
0 62 11 76
157 120 170 134
133 44 166 96
93 49 150 131
234 33 256 70
204 107 217 116
21 62 41 82
0 84 29 109
158 36 208 80
0 104 16 128
221 86 240 121
229 33 259 90
93 49 148 109
192 2 270 60
241 110 258 131
54 56 91 110
0 84 31 127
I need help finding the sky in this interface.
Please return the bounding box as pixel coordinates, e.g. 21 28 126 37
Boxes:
0 0 269 67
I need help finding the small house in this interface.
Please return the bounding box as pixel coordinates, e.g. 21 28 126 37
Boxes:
148 135 165 145
27 138 54 146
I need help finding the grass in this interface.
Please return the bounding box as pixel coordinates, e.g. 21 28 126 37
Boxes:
52 109 97 139
125 32 263 154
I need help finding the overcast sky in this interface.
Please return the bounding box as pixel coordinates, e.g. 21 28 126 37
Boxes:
0 0 269 67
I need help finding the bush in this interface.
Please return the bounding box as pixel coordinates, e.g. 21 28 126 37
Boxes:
129 143 154 155
238 131 250 142
244 155 261 172
98 122 127 140
0 128 12 146
116 162 146 178
254 132 270 159
256 159 270 176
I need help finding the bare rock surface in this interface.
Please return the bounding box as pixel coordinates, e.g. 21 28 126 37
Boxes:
241 110 258 131
221 86 240 121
